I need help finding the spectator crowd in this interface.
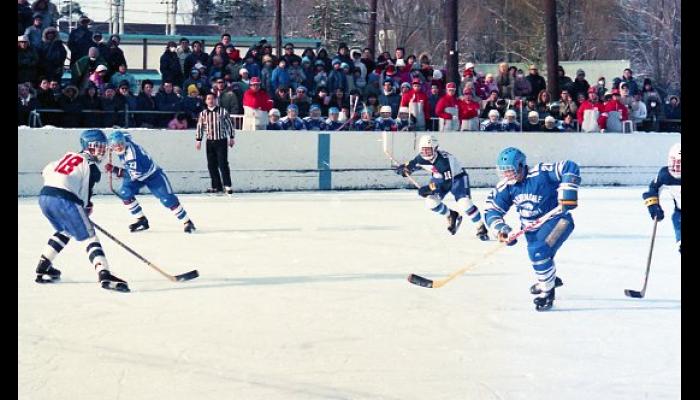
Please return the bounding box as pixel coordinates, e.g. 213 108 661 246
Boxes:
18 2 681 133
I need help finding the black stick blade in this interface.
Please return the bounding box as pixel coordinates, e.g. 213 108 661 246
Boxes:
408 274 433 288
175 269 199 282
624 289 644 298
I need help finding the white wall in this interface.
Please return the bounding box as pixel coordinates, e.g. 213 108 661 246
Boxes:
18 128 680 196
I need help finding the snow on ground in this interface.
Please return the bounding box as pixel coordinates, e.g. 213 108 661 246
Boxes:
18 187 680 400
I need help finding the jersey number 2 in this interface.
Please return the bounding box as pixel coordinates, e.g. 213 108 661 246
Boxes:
54 154 83 175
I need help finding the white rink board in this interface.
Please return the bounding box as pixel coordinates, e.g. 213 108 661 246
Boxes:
18 128 680 194
18 188 681 399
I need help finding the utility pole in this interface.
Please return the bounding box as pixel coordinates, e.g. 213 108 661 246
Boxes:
119 0 125 34
274 0 282 58
368 0 377 55
445 0 459 85
544 0 559 100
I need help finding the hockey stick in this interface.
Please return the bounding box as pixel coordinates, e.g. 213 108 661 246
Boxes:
624 217 658 298
92 222 199 282
381 131 421 188
107 149 119 196
408 206 564 288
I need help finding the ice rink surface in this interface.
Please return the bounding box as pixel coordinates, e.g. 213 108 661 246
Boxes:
18 187 680 400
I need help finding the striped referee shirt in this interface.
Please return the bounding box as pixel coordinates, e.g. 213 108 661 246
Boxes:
195 106 235 141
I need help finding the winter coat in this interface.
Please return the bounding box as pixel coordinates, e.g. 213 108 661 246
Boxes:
135 92 157 127
105 45 127 75
458 99 480 121
71 55 107 89
218 91 241 115
67 26 94 64
160 51 184 86
18 2 33 35
242 89 273 111
57 86 81 127
569 79 590 101
78 93 101 127
273 94 291 117
111 72 139 94
38 27 66 82
620 77 639 96
18 46 39 84
32 1 59 31
260 65 274 96
378 91 400 118
271 66 291 94
525 74 546 100
100 95 126 127
513 77 532 98
600 99 629 132
182 96 204 121
184 51 209 76
577 100 605 132
496 73 513 99
24 24 43 49
243 61 261 78
435 94 460 120
374 117 398 131
327 69 347 95
288 65 306 90
400 89 432 120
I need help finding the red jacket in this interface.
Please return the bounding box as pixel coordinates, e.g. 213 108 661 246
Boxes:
435 94 459 120
242 88 273 111
599 99 629 129
577 100 605 126
458 98 480 120
400 89 431 119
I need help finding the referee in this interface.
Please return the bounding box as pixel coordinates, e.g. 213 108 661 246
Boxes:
195 93 236 195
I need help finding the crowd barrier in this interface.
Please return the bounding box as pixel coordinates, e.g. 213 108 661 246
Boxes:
18 128 680 196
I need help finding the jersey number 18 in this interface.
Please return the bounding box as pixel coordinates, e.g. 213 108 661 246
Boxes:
54 154 84 175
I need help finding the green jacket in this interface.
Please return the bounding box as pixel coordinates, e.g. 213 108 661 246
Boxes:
71 55 108 87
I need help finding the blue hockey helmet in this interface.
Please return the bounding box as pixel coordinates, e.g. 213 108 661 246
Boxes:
79 129 107 161
310 104 321 112
496 147 526 181
329 107 340 114
108 130 129 154
287 104 298 113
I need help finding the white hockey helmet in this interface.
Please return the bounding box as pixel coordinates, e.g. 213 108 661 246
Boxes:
380 105 393 116
544 115 556 127
269 108 281 117
668 142 681 178
418 135 438 161
488 109 500 121
505 109 517 119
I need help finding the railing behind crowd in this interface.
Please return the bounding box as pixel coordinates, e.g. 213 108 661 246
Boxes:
26 108 678 133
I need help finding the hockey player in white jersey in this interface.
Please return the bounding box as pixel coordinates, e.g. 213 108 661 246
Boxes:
35 129 129 292
395 135 489 239
643 142 681 253
106 130 195 233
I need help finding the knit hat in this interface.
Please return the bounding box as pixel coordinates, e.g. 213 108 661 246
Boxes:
250 77 261 84
187 84 199 95
401 82 411 89
432 70 443 80
239 68 249 76
446 82 457 89
464 62 475 70
96 65 108 72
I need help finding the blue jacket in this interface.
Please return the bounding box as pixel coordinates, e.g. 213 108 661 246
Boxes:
271 66 290 94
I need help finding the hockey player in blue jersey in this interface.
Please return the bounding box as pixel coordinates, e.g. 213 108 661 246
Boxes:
325 107 345 130
484 147 580 311
279 104 306 130
303 104 327 131
105 131 196 233
642 142 681 253
395 135 489 240
374 106 398 131
35 129 129 292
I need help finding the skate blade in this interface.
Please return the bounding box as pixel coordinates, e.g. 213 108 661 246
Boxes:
101 281 131 293
35 275 60 284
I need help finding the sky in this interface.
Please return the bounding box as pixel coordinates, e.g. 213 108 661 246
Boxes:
74 0 195 25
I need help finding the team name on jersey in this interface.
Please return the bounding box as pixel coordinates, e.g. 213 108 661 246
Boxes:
514 193 543 205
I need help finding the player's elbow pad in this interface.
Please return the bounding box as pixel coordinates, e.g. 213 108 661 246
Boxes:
644 196 659 207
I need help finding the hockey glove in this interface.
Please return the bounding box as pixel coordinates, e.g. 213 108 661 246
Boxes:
395 163 411 177
495 223 517 246
418 182 438 198
644 196 664 221
105 163 124 178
